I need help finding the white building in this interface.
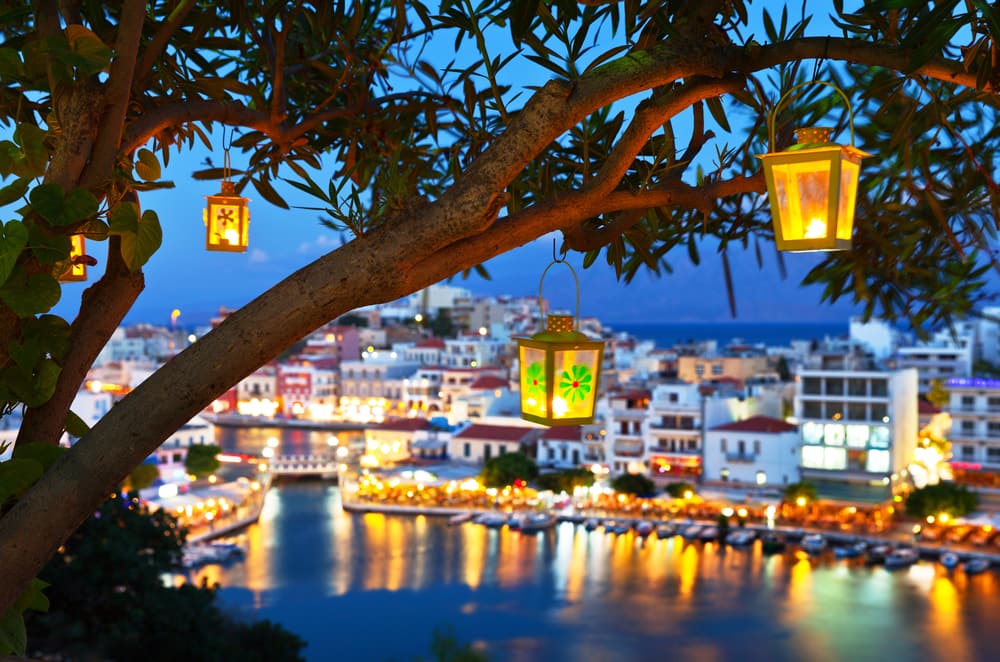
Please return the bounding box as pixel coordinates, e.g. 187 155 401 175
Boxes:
795 367 918 500
449 423 535 465
896 326 974 393
153 415 216 482
703 416 800 487
945 377 1000 472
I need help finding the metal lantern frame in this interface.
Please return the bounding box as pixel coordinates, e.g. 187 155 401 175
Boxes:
204 130 250 252
59 234 88 282
516 258 604 426
757 81 871 252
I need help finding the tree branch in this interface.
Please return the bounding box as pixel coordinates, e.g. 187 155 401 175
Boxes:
79 0 146 190
134 0 197 87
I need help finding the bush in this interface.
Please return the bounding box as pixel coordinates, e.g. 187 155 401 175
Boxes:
664 481 696 499
535 468 594 493
905 481 978 519
185 443 221 478
480 452 538 488
610 473 655 497
783 481 818 504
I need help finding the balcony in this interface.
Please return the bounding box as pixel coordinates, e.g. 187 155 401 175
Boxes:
612 442 644 458
650 445 699 456
725 453 757 463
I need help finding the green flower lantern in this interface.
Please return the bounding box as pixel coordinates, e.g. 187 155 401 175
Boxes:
757 81 871 252
517 259 604 426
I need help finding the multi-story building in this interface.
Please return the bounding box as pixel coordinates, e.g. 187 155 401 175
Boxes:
449 423 536 465
153 415 216 482
795 366 918 500
645 383 702 480
896 334 973 394
945 377 1000 477
236 365 279 417
536 426 592 469
703 416 800 488
363 418 432 466
602 389 650 475
339 356 420 420
677 353 771 385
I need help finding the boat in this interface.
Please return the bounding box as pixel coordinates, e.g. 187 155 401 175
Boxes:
519 512 558 532
865 544 892 565
726 529 756 546
507 514 524 530
963 558 991 575
761 533 786 555
474 512 507 528
635 521 654 537
655 523 676 539
680 524 704 540
834 541 867 559
884 548 919 569
182 541 245 568
800 533 827 555
698 525 719 542
448 512 473 526
609 521 631 535
939 551 961 570
583 518 600 531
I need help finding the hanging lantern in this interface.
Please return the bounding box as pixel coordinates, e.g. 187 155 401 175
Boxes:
59 234 88 282
516 260 604 426
757 82 871 252
204 180 250 252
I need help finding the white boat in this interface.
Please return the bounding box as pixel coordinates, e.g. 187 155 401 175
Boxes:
698 526 719 542
519 512 558 532
655 523 676 538
635 521 654 537
507 514 524 530
963 558 991 575
474 512 507 528
680 524 703 540
182 541 244 567
884 548 919 569
583 518 600 531
448 512 473 526
834 541 866 559
939 551 961 570
800 533 827 554
726 529 756 546
608 521 631 535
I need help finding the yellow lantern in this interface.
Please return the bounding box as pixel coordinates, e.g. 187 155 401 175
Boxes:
204 180 250 252
59 234 88 282
516 260 604 426
757 82 871 252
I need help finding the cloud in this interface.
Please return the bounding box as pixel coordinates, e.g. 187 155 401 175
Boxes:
248 248 270 264
297 234 339 255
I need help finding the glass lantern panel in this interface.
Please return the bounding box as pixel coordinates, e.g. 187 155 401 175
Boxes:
209 202 247 248
519 345 549 419
837 158 860 240
64 235 87 281
551 347 600 420
771 159 833 241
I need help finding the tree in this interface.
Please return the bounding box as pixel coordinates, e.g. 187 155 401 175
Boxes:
480 452 539 489
664 481 696 499
905 482 978 520
4 0 1000 615
783 482 818 505
535 467 595 493
124 461 159 492
610 473 656 498
926 379 950 408
184 443 221 479
25 494 305 661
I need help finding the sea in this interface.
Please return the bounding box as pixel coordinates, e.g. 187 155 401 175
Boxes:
607 322 847 348
198 428 1000 662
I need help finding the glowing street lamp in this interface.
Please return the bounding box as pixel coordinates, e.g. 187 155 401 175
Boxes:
757 81 871 252
517 259 604 426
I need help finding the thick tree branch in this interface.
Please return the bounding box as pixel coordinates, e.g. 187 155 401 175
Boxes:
79 0 146 190
16 235 144 448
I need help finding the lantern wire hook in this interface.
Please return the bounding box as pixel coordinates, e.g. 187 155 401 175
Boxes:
551 238 568 263
221 127 235 183
539 239 580 329
767 80 855 152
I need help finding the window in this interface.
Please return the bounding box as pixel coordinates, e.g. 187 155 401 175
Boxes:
753 440 761 455
987 448 1000 462
824 402 845 420
802 445 824 468
869 426 890 449
961 420 976 435
738 440 746 455
687 439 697 451
823 447 847 470
721 438 728 452
988 397 1000 411
484 444 492 461
848 379 867 396
870 403 887 421
669 393 679 403
988 422 1000 438
847 402 867 421
824 424 845 446
962 395 976 410
871 380 888 397
463 442 470 458
548 447 555 460
721 468 730 481
846 425 869 448
802 401 822 418
711 363 724 376
802 422 824 444
499 445 507 455
826 379 844 395
695 364 705 376
802 377 822 395
866 449 890 473
961 445 975 460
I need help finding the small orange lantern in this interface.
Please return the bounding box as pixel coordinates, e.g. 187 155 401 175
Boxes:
757 81 871 252
204 180 250 252
59 234 88 282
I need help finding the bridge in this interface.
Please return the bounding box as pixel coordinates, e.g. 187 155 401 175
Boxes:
270 454 340 479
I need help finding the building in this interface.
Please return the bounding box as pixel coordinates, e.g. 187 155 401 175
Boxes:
536 426 589 469
677 354 771 385
795 367 918 501
602 389 650 475
645 383 702 480
703 416 800 488
363 417 432 466
152 415 216 482
896 329 973 394
449 423 536 465
945 377 1000 483
236 365 279 417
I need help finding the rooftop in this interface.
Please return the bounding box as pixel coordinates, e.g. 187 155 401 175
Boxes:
711 415 796 434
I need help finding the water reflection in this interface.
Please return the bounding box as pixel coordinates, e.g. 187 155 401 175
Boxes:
193 438 1000 661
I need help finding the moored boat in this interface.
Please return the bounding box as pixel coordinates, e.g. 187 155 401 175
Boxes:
507 514 524 530
884 548 919 569
963 558 991 575
635 521 654 537
761 533 786 554
940 551 961 570
726 529 756 546
519 512 558 532
698 525 719 542
834 541 866 559
655 523 676 538
448 512 473 526
681 524 704 540
865 544 892 565
800 533 827 555
583 518 600 531
474 512 507 528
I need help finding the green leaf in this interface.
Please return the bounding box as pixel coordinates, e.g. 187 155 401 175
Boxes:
0 177 28 206
63 188 99 224
0 607 27 656
28 183 66 224
64 24 112 75
12 124 47 178
26 222 71 265
705 96 731 133
0 221 28 285
120 209 162 271
0 458 43 505
251 176 289 209
21 358 60 407
13 442 66 469
64 410 90 437
135 148 161 181
0 269 61 316
109 201 140 234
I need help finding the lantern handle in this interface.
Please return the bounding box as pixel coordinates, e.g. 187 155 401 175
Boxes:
767 80 855 152
537 258 581 331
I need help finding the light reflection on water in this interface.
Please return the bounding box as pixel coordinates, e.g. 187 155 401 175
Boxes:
192 482 1000 662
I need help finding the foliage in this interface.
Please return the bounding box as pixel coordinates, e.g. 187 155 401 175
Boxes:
184 443 221 479
774 356 791 382
535 467 594 493
480 452 538 488
610 473 656 498
926 379 950 408
783 482 818 504
428 309 456 338
973 360 1000 378
26 493 305 661
415 626 490 662
336 314 369 328
663 481 696 499
905 481 978 519
124 461 159 492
